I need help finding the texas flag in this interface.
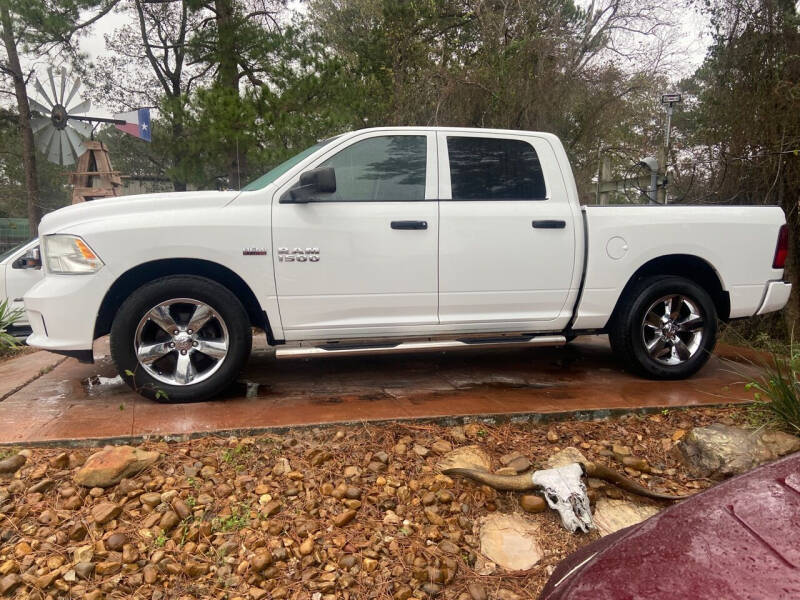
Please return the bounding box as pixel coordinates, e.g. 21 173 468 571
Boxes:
114 108 151 142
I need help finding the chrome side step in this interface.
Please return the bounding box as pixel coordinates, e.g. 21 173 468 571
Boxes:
275 335 567 360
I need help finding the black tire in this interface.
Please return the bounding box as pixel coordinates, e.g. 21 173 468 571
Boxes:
110 275 252 402
608 275 717 379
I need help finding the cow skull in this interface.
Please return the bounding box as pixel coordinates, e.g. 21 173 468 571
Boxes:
443 456 685 534
531 463 594 533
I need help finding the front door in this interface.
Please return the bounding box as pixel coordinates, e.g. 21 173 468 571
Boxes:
272 131 438 339
4 242 42 323
437 132 577 328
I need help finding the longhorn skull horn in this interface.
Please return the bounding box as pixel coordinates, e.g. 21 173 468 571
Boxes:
443 462 688 501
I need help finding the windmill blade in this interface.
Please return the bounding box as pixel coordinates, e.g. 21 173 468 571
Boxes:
63 77 81 108
30 116 51 135
64 126 87 159
47 68 60 108
58 71 68 105
60 128 77 165
69 119 93 138
68 98 91 114
46 130 64 164
37 125 57 157
33 78 55 110
29 96 52 115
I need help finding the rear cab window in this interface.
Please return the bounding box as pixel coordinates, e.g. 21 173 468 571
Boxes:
445 136 547 200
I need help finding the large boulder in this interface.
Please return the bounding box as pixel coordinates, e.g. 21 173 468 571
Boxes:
676 424 800 479
546 447 588 469
436 445 492 472
74 445 159 488
478 513 543 571
592 498 660 537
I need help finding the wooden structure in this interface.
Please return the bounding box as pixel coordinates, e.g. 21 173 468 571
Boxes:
69 141 123 204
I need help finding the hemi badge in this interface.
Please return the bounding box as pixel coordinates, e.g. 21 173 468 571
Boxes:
243 248 268 256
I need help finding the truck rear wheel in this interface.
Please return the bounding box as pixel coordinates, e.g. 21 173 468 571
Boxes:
608 275 717 379
110 275 252 402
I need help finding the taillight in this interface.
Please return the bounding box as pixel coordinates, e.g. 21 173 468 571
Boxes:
773 224 788 269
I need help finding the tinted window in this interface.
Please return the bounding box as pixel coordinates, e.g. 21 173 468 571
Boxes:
447 137 546 200
319 135 427 201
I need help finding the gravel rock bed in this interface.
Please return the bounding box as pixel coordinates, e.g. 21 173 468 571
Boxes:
0 406 747 599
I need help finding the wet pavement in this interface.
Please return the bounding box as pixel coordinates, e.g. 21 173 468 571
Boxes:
0 335 756 445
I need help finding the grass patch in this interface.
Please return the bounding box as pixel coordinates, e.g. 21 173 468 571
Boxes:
212 503 251 532
744 340 800 433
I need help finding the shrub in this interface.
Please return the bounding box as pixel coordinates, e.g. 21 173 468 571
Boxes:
746 341 800 434
0 298 24 349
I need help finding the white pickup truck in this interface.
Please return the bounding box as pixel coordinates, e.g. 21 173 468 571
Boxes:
22 127 791 402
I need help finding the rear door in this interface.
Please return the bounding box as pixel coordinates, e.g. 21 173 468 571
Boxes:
437 132 577 328
272 131 439 338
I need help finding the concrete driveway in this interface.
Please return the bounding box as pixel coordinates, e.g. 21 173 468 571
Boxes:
0 335 755 445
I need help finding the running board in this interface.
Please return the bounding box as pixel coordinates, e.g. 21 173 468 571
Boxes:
275 335 567 359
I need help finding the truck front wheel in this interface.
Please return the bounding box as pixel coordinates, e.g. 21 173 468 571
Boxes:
608 275 717 379
110 275 252 402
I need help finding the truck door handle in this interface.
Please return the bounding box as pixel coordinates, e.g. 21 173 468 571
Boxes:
532 220 566 229
391 220 428 230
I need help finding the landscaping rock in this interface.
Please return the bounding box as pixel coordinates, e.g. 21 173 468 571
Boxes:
507 456 532 473
106 532 126 551
0 454 25 474
91 502 120 525
0 574 22 595
436 446 492 472
74 445 159 488
519 494 546 514
478 513 543 571
676 424 800 479
546 447 588 468
592 498 660 536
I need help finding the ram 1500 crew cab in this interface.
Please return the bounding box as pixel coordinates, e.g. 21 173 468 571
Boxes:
22 127 791 402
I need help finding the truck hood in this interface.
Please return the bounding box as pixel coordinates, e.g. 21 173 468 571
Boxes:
39 190 241 235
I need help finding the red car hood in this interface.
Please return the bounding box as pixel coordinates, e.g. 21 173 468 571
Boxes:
540 452 800 600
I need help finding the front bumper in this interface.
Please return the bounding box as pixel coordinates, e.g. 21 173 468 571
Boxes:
24 268 114 357
756 280 792 316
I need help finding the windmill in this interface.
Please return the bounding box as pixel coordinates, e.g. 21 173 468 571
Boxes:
28 68 126 203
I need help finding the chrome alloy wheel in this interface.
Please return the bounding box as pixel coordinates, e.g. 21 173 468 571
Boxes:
133 298 229 386
641 294 705 366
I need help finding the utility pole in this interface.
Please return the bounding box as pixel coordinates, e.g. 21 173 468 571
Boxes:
598 154 611 205
659 93 682 204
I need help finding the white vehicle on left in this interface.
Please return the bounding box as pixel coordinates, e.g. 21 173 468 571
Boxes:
0 239 42 335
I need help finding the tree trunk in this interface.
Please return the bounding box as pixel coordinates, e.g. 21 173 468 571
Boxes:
170 119 187 192
214 0 245 188
0 2 42 235
781 168 800 338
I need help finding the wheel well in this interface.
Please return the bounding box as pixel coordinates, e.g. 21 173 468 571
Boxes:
94 259 273 341
609 255 730 327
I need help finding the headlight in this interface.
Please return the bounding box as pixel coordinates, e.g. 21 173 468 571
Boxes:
43 235 104 274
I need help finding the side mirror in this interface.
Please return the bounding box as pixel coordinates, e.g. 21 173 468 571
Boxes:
281 167 336 203
12 247 41 270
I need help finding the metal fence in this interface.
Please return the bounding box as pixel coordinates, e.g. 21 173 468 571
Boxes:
0 218 30 254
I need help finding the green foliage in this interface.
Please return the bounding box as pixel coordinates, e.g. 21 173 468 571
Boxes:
678 0 800 334
212 503 250 532
0 108 70 219
310 0 674 196
8 0 117 51
746 340 800 433
0 298 23 349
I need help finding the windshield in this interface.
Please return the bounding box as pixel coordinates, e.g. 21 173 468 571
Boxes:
242 136 341 191
0 239 33 263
